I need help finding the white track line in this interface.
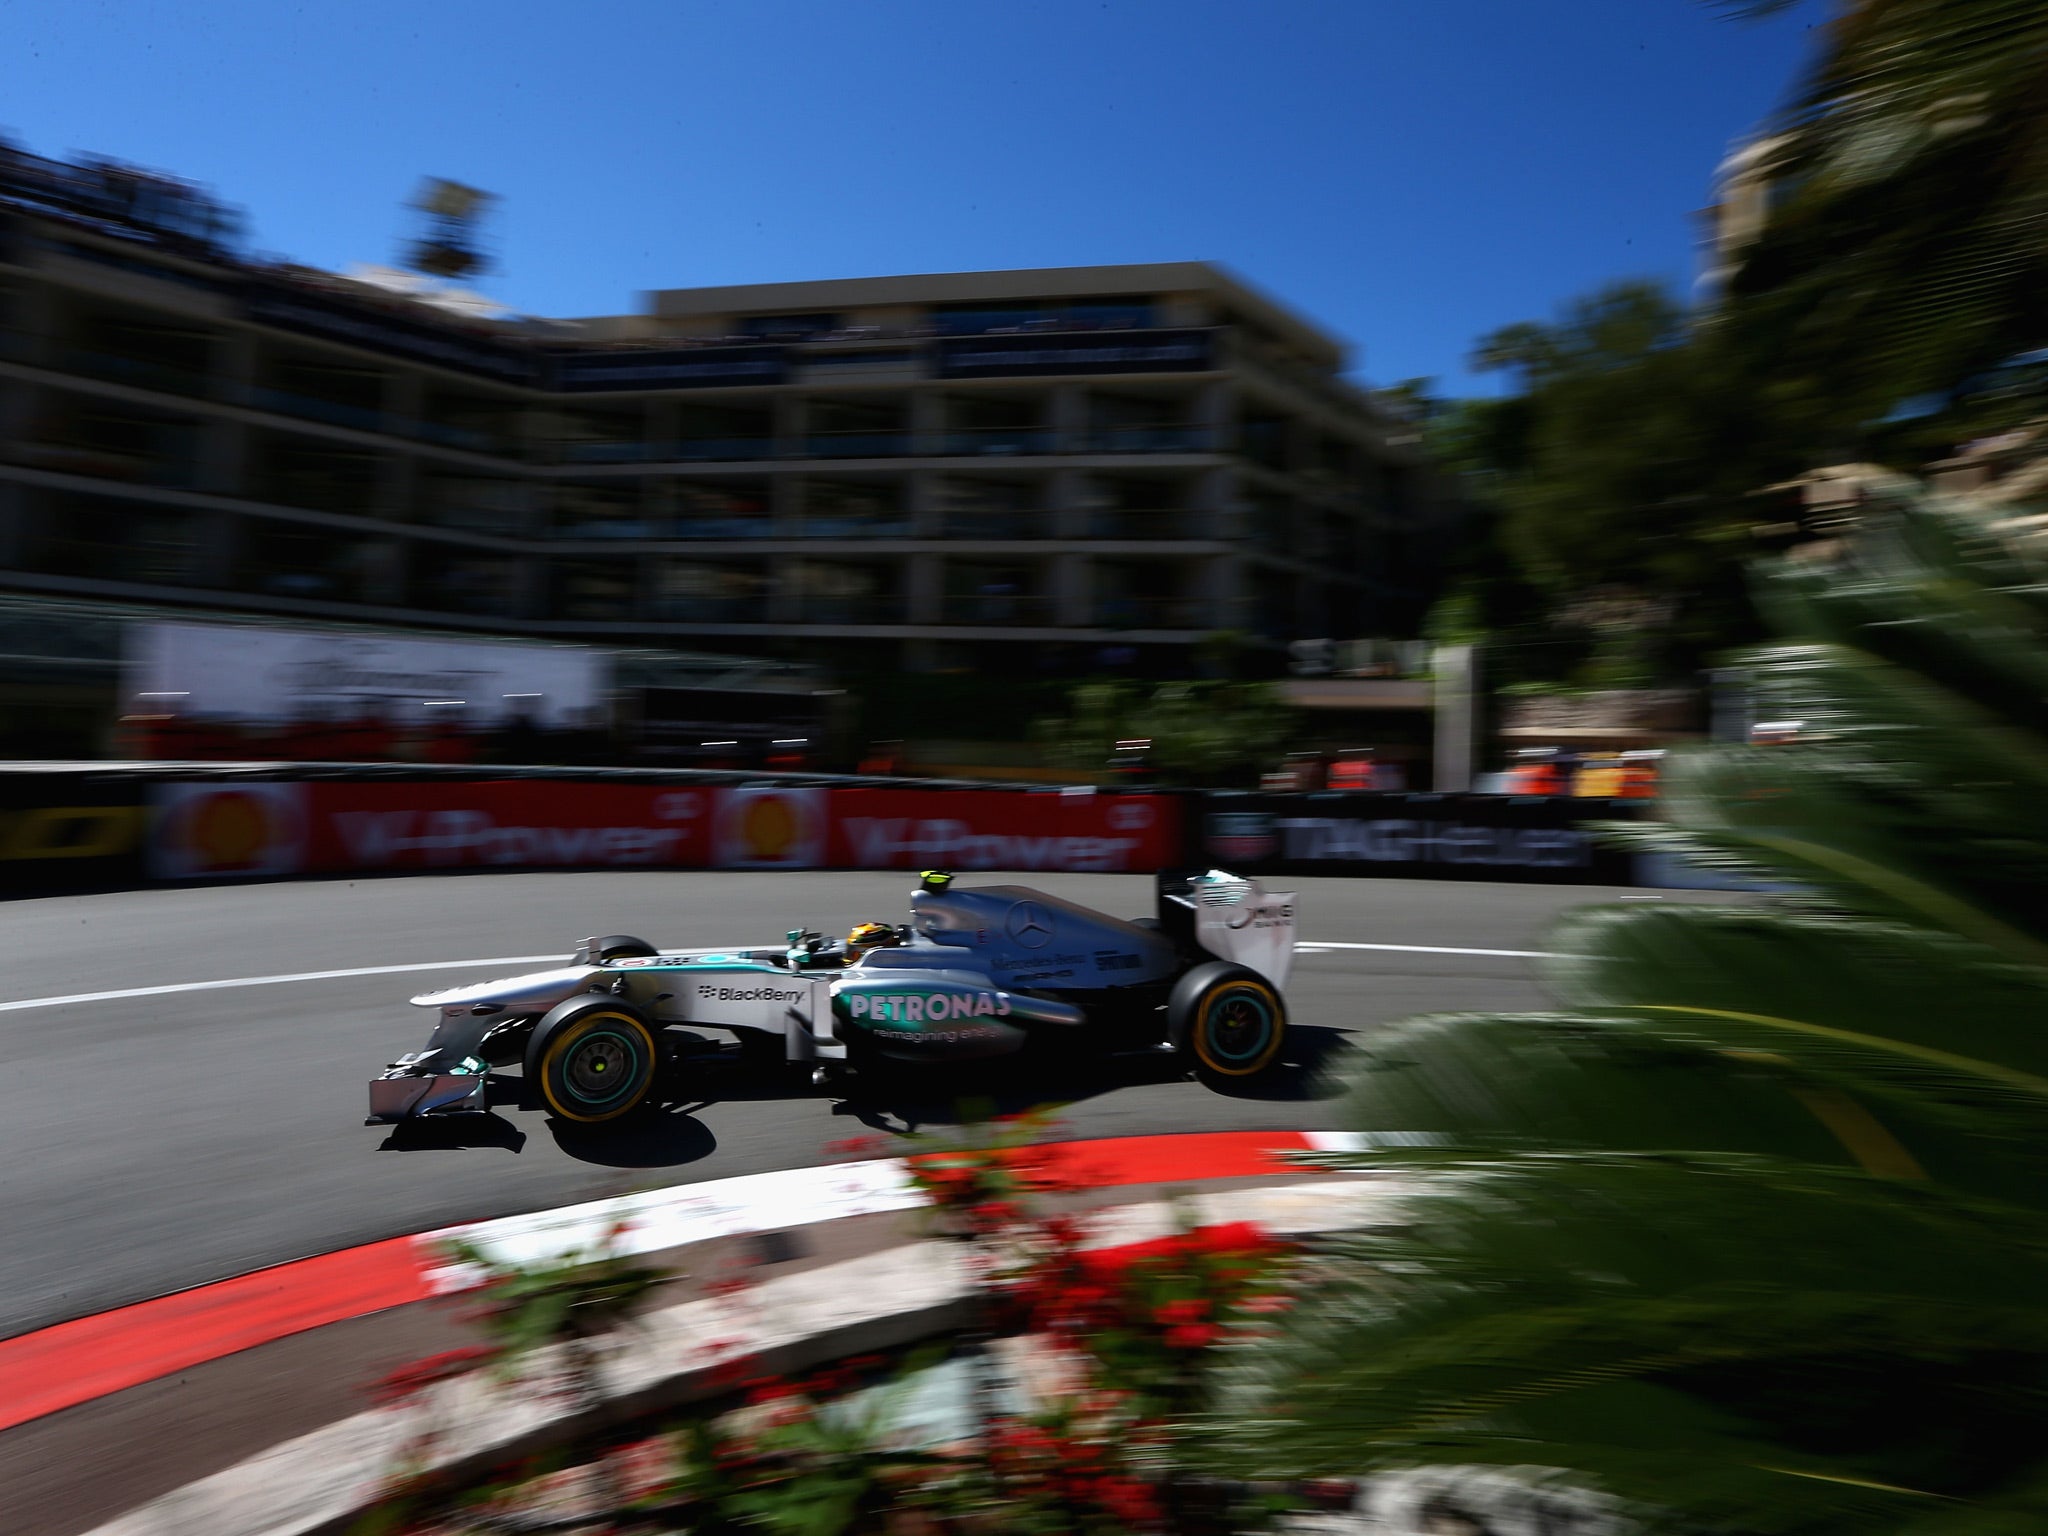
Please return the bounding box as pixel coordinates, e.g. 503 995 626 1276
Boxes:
0 955 571 1014
0 939 1549 1015
1297 941 1554 959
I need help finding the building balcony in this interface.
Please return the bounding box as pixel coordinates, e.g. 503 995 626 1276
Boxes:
403 419 515 457
649 594 769 622
558 439 651 464
1094 596 1205 630
246 386 385 435
59 348 214 399
7 440 201 490
796 514 915 539
939 593 1056 626
661 436 779 463
942 510 1058 540
669 516 777 540
801 430 913 458
938 428 1056 456
422 504 532 537
1083 425 1212 454
795 595 904 625
241 566 373 605
1087 508 1210 540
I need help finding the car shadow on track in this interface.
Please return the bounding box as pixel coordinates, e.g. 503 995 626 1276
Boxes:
537 1024 1357 1162
544 1100 720 1169
378 1110 530 1154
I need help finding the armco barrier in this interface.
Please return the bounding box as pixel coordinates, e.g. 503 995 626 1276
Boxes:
140 777 1183 879
1192 791 1643 884
0 766 1655 892
828 787 1178 872
0 774 147 893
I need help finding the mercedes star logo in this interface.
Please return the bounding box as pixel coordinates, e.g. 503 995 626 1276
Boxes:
1004 900 1054 949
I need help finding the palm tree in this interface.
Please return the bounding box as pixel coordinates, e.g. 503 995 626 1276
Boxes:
1719 0 2048 423
1213 482 2048 1531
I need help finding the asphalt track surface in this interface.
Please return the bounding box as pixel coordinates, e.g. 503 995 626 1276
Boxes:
0 871 1688 1342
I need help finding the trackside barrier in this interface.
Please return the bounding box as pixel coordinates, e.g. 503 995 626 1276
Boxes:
144 779 1184 879
1193 791 1645 885
0 774 147 893
0 767 1682 891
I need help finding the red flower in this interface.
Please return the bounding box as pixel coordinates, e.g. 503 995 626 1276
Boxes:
1038 1213 1087 1248
1098 1476 1163 1525
967 1198 1023 1230
368 1345 496 1404
1164 1322 1219 1350
825 1133 892 1160
1153 1296 1209 1327
803 1362 855 1398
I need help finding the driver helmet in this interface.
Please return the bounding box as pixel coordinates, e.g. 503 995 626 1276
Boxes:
845 920 901 955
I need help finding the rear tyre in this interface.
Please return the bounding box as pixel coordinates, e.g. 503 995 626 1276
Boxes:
528 998 661 1123
1168 962 1287 1086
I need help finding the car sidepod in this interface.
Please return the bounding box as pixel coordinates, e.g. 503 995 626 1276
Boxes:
831 972 1083 1062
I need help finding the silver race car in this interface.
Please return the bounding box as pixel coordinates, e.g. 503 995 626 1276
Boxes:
368 868 1298 1125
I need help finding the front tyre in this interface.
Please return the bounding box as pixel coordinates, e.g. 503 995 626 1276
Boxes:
1168 962 1287 1086
527 998 660 1123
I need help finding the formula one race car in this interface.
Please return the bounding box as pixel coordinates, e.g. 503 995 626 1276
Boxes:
368 869 1297 1125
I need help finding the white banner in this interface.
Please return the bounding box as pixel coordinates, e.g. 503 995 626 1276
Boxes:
126 620 605 729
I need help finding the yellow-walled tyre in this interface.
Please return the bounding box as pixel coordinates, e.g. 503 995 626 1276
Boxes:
1168 962 1287 1087
526 999 660 1123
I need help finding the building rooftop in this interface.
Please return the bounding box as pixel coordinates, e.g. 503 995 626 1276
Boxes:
640 261 1347 371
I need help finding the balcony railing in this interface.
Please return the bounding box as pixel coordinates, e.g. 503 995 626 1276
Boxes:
1094 596 1204 630
558 439 649 464
940 593 1056 627
62 348 213 399
649 594 769 622
424 504 531 536
10 441 200 490
1087 508 1211 540
660 436 778 463
797 514 915 539
244 568 369 604
796 595 904 625
666 517 777 540
1084 425 1212 454
802 430 913 458
34 530 203 586
943 510 1057 540
939 428 1055 456
403 419 514 457
256 471 383 516
247 386 384 435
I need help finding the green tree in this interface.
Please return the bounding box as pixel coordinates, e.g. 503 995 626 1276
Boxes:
1213 483 2048 1531
1032 679 1291 786
1445 282 1801 689
1721 0 2048 424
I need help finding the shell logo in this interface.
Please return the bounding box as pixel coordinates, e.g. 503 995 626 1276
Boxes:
186 790 276 871
741 794 799 860
712 787 825 869
152 783 307 879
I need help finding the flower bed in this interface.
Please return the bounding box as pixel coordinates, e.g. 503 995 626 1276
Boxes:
361 1118 1312 1535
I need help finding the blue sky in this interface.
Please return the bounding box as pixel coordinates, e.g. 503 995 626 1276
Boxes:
2 0 1825 394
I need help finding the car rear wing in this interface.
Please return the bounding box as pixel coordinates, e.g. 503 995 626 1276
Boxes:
1156 868 1298 989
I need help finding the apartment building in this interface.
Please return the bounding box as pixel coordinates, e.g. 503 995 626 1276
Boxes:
0 147 1453 692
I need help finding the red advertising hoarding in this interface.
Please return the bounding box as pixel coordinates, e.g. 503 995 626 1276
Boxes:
827 789 1179 872
148 781 1182 877
301 782 713 871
